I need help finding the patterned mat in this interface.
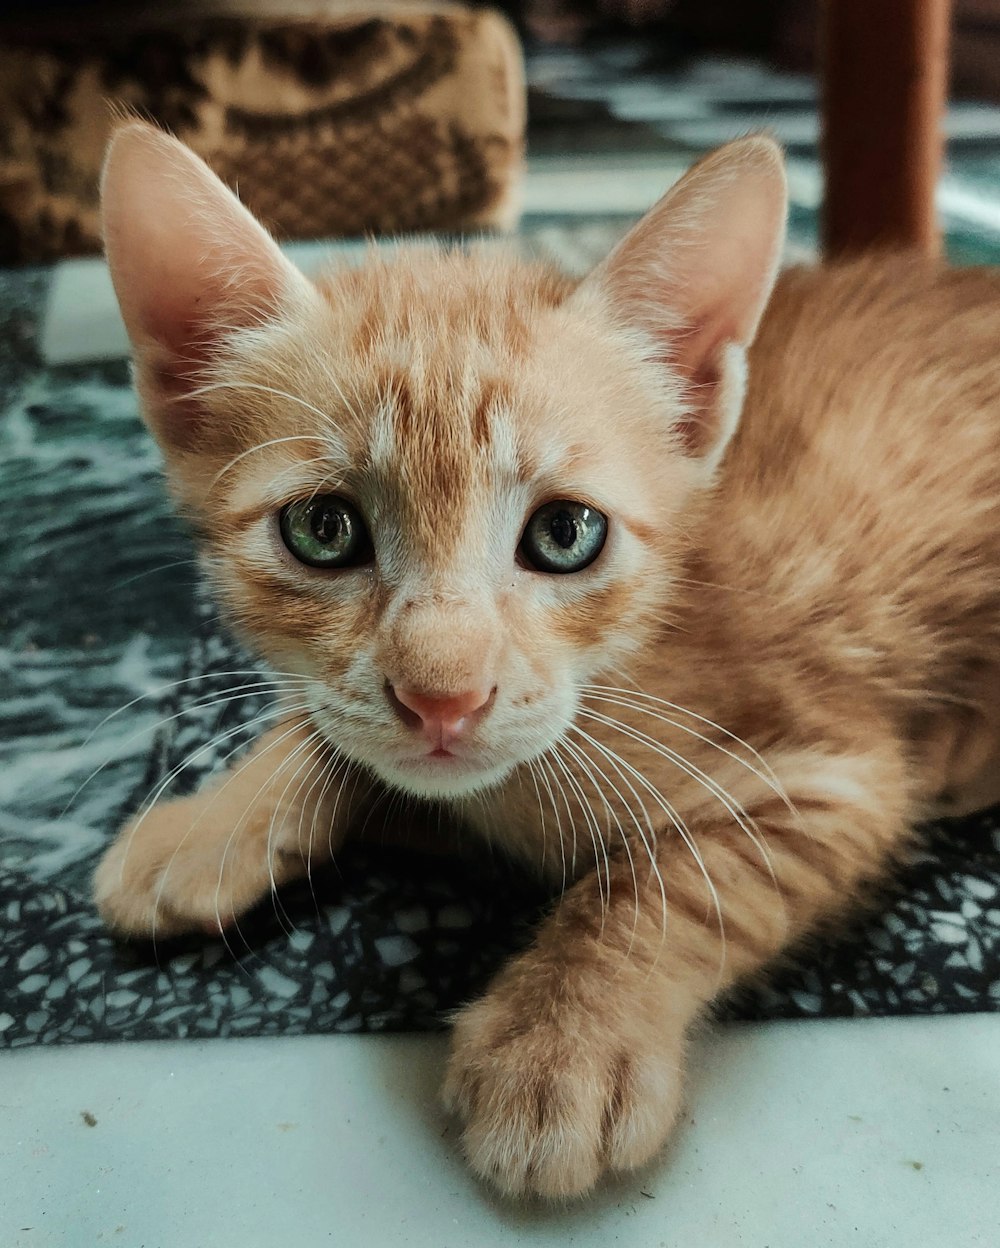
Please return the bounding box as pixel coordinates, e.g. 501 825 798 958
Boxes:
3 590 999 1048
3 42 1000 1047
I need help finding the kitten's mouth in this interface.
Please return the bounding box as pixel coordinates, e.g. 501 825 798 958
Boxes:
406 745 465 766
392 744 491 786
375 739 521 799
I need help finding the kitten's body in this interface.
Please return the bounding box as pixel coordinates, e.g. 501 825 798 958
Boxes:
729 258 1000 815
668 256 1000 821
94 126 1000 1199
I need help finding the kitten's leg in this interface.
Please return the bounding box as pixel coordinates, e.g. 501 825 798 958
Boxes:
444 743 913 1199
94 720 369 938
914 676 1000 817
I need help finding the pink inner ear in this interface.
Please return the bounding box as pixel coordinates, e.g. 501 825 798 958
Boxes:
671 353 722 458
102 122 295 374
127 232 289 371
135 248 288 409
101 123 310 454
574 138 786 464
645 325 727 458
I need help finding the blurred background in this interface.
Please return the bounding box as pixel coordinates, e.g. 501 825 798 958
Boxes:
3 0 997 266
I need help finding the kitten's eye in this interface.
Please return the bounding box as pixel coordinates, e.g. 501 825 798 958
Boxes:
520 500 608 574
279 494 373 569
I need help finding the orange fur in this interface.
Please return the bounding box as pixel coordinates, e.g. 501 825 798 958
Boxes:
95 124 1000 1199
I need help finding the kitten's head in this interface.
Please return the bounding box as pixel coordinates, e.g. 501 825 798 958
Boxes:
102 124 785 799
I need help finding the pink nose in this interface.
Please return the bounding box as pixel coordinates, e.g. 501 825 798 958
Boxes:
387 683 494 747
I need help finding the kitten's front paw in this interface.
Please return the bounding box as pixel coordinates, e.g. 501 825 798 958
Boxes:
443 976 686 1200
94 796 297 939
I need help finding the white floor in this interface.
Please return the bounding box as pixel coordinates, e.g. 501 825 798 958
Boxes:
2 1016 998 1247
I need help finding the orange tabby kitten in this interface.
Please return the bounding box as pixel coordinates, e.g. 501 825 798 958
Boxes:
94 122 1000 1198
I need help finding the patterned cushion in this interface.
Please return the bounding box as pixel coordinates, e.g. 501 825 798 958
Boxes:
0 2 525 263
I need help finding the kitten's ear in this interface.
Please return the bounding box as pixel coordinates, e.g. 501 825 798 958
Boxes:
101 122 314 446
573 136 786 472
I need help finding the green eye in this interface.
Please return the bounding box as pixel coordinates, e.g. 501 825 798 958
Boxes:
520 500 608 574
279 494 373 569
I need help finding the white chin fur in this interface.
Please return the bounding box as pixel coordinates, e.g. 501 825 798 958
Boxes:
374 757 516 802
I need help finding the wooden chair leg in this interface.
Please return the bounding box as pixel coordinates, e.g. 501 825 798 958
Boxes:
821 0 952 258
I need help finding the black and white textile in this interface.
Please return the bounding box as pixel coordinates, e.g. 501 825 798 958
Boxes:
2 593 999 1049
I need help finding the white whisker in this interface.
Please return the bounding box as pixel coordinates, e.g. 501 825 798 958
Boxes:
565 726 664 962
582 684 792 809
182 378 350 433
549 744 609 921
146 712 313 953
580 707 778 890
535 755 570 897
262 728 331 937
555 736 621 929
204 719 325 959
303 747 349 898
209 435 333 493
523 759 550 879
120 702 314 890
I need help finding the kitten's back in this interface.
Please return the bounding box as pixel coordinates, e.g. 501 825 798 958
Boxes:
714 256 1000 803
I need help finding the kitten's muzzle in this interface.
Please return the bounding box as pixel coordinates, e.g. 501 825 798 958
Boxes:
386 682 497 751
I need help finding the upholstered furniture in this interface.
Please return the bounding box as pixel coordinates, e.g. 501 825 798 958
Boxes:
0 1 526 263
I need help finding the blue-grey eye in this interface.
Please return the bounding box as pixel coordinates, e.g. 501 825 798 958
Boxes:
520 500 608 573
279 494 372 569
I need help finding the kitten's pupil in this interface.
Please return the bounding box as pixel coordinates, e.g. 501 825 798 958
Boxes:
313 505 346 544
279 494 371 569
550 511 578 549
520 500 608 573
